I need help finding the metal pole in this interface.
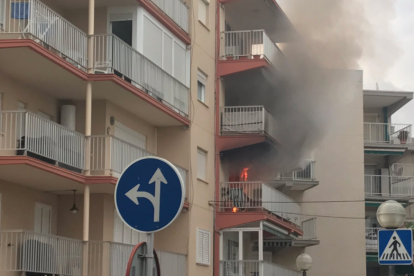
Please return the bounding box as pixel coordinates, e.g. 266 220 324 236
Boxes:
146 233 154 276
388 265 394 276
303 271 306 276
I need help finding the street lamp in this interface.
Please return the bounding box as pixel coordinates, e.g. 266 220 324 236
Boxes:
376 200 406 229
376 200 406 276
296 253 313 276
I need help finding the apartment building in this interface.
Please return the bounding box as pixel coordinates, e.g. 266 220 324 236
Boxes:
0 0 216 275
215 1 365 276
363 90 414 276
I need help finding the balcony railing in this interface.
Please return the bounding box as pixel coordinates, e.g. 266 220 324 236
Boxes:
0 230 187 276
391 163 414 177
149 0 189 32
88 241 187 276
219 182 302 226
0 0 88 68
366 227 381 250
92 34 189 116
220 261 300 276
364 175 414 197
221 106 277 139
221 30 283 67
364 122 412 144
0 111 85 170
0 230 83 276
302 217 317 240
277 161 316 181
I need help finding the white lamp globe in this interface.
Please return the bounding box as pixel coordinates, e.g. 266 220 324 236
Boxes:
376 200 406 229
296 253 313 271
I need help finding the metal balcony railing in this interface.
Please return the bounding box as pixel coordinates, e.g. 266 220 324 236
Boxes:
221 30 283 67
149 0 189 32
302 217 317 240
277 161 316 181
88 241 187 276
364 175 414 197
219 182 302 226
92 34 189 116
0 0 88 68
220 261 300 276
364 122 412 144
0 230 83 276
0 110 86 170
366 227 382 250
221 106 277 139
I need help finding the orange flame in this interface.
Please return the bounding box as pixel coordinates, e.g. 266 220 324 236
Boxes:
232 207 239 213
240 168 249 182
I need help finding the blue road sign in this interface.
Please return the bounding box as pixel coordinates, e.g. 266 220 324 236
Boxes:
115 157 185 233
379 229 413 265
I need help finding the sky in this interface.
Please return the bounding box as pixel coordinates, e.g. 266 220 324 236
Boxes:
278 0 414 125
362 0 414 124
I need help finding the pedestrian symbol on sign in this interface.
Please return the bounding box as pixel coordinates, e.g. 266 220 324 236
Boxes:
379 230 413 265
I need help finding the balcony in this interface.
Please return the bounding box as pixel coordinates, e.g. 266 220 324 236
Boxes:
219 182 303 227
366 227 381 251
0 0 88 68
220 106 277 142
219 30 284 76
364 123 412 145
0 111 188 188
271 161 318 191
220 261 301 276
0 230 187 276
364 175 414 199
147 0 189 33
92 34 189 117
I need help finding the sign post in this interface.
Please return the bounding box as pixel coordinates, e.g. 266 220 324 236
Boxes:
115 157 185 276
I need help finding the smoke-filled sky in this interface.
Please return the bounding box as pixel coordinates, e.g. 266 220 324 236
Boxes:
278 0 414 125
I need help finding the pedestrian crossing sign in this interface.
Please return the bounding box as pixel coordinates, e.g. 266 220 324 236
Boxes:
379 229 413 265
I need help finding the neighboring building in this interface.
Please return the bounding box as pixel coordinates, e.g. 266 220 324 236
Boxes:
363 90 414 276
215 1 365 276
0 0 215 276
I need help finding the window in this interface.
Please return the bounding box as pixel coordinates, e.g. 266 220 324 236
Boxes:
198 0 209 26
196 228 211 265
0 0 4 29
114 121 146 150
197 70 207 103
34 203 52 234
114 210 142 245
197 148 207 181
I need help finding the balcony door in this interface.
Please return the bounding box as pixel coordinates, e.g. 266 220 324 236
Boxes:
109 14 133 82
34 202 51 235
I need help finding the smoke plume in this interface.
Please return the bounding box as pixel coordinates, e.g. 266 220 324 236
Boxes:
240 0 403 179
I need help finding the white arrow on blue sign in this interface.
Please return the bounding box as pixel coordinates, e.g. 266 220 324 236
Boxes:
378 229 413 265
115 157 185 233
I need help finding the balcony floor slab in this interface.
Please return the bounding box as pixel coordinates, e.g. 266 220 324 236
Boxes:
268 180 319 191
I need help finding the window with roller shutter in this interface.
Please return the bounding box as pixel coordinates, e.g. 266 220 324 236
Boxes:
196 228 211 266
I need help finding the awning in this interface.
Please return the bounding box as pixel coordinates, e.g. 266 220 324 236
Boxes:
263 224 289 238
364 149 405 156
366 254 378 262
366 201 407 208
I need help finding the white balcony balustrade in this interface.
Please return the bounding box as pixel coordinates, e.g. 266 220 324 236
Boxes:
220 261 300 276
366 227 381 250
0 0 88 68
302 217 317 240
277 161 316 181
221 30 284 67
88 241 187 276
221 106 277 140
364 123 412 144
149 0 189 32
92 34 189 116
364 175 414 197
219 182 302 227
0 230 83 276
0 111 85 170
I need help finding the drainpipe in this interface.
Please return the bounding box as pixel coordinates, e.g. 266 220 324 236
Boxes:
383 107 389 142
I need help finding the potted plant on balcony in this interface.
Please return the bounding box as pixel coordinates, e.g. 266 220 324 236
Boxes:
398 130 409 144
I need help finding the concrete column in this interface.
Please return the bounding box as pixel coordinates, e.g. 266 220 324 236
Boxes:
82 184 91 276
